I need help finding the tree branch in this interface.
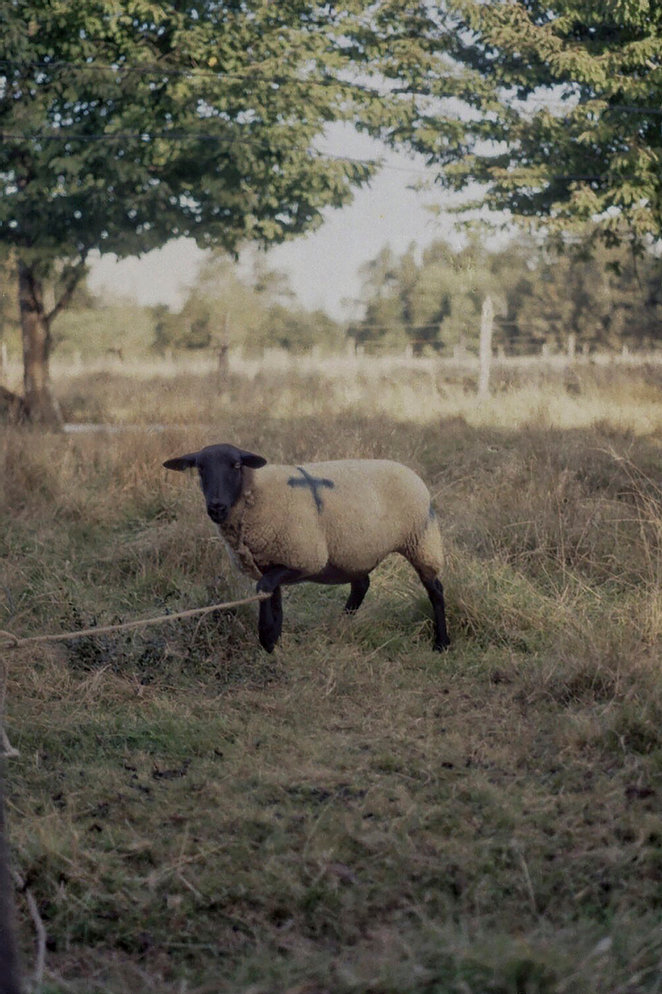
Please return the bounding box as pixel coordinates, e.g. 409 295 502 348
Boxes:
46 251 89 325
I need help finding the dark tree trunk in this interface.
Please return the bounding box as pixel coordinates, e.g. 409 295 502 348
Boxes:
0 769 21 994
18 260 63 428
0 387 28 424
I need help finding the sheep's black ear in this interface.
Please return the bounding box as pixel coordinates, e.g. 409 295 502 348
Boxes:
239 449 267 469
163 453 198 472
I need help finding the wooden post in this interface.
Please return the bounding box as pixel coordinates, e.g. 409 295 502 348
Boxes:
0 342 7 384
0 768 22 994
217 343 229 376
567 333 576 362
478 295 494 398
453 336 468 361
218 313 230 384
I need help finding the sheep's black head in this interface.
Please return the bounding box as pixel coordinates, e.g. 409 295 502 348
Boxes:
163 443 267 524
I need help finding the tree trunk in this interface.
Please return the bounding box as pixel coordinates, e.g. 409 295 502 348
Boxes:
18 261 63 428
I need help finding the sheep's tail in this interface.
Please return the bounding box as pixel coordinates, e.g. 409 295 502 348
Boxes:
401 504 444 583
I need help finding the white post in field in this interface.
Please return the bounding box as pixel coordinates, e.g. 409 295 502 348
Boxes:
478 295 494 398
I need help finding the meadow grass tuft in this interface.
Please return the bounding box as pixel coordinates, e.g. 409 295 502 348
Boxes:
2 359 662 992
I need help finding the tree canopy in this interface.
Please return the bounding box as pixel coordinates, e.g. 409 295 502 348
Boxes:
1 1 383 262
363 0 662 248
0 0 377 421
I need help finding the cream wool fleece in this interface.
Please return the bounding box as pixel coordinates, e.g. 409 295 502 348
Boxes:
217 459 443 584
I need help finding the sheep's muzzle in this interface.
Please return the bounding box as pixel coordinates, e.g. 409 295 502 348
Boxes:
206 501 229 524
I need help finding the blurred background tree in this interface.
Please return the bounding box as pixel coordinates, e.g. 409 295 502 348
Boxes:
151 251 343 355
348 233 662 355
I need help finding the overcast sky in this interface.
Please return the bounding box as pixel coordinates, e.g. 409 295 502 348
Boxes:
87 130 472 322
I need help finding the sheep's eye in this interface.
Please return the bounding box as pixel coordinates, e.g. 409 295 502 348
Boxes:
234 461 242 470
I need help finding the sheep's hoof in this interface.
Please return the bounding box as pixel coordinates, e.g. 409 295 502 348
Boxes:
258 632 278 653
433 638 451 652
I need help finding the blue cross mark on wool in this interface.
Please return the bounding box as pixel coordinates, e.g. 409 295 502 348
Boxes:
287 466 335 512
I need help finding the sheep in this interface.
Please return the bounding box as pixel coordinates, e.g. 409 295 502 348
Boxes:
163 443 450 654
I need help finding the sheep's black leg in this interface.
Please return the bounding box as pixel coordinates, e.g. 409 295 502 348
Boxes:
422 577 450 651
258 586 283 653
344 575 370 614
256 566 305 653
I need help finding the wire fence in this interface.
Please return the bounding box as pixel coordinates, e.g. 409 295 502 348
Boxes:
2 337 660 393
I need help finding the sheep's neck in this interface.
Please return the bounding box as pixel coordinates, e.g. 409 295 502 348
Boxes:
216 470 261 579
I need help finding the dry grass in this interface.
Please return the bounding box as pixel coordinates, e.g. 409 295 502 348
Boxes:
2 359 662 992
4 347 662 431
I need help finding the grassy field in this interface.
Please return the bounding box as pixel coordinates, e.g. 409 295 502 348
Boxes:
2 359 662 993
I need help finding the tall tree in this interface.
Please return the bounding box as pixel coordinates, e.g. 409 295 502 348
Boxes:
0 0 376 424
359 1 662 250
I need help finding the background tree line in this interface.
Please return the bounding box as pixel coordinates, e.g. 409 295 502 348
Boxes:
2 230 660 360
0 248 344 358
348 233 662 356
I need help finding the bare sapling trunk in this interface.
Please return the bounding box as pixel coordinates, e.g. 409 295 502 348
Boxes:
18 261 63 427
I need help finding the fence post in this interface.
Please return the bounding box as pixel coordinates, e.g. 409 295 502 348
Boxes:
217 313 230 385
478 295 494 398
0 342 6 385
0 771 22 994
567 333 576 362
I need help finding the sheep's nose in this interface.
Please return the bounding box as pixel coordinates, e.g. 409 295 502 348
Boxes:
207 500 229 524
